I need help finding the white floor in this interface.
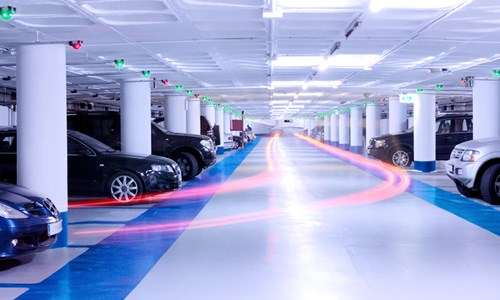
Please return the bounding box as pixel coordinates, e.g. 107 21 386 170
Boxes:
2 136 500 300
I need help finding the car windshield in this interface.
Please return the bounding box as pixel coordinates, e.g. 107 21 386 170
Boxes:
68 131 116 153
152 121 173 134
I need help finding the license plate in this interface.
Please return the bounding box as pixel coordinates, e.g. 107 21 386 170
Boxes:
446 164 454 174
48 221 63 236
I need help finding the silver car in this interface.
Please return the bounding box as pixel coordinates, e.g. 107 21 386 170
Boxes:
446 137 500 204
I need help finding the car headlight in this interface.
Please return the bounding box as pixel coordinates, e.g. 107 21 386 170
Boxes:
0 203 28 219
151 164 173 173
461 150 480 162
200 139 213 150
374 139 386 148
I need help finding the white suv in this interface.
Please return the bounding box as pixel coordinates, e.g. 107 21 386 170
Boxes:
446 137 500 204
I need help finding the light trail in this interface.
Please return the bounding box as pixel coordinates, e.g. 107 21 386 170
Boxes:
75 135 411 236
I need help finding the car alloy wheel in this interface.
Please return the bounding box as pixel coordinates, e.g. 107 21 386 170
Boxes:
108 171 143 202
175 152 199 181
391 150 411 167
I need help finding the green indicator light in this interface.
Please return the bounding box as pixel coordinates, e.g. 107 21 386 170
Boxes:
202 96 208 101
186 90 193 95
436 84 443 90
114 59 125 68
369 100 375 104
363 102 367 107
175 85 183 91
493 70 500 78
0 6 16 21
417 88 424 94
141 70 151 77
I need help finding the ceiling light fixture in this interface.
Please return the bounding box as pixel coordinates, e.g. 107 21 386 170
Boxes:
0 6 16 21
114 59 125 68
369 0 472 12
345 15 362 39
68 40 83 50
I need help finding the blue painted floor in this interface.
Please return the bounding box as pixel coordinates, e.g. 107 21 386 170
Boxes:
1 136 499 300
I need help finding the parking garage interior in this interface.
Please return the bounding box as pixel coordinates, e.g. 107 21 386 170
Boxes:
1 1 500 299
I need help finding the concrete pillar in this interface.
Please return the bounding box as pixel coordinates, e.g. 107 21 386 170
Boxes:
380 119 389 135
120 81 151 156
330 113 339 146
201 104 216 129
215 106 225 154
17 43 68 247
324 115 331 144
224 111 231 136
473 79 500 139
164 95 187 133
350 107 363 153
339 112 350 150
414 93 436 172
389 96 407 134
366 104 381 146
187 98 201 135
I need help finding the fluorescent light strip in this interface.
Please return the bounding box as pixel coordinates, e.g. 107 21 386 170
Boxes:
370 0 471 12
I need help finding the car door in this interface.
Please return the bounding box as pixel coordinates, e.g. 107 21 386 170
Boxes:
67 137 100 196
452 117 473 144
435 118 455 159
0 132 16 183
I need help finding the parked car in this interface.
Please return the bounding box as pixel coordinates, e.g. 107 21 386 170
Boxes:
0 182 62 259
68 113 216 180
0 128 182 203
368 114 473 167
446 137 500 204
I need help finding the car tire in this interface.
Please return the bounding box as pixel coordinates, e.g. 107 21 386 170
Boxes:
479 164 500 205
455 183 481 199
107 171 143 203
389 147 413 168
175 152 199 181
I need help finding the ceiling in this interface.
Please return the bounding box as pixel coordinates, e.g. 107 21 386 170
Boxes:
0 0 499 119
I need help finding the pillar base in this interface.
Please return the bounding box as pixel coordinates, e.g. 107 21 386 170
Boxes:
350 146 364 154
414 161 436 172
324 139 331 145
216 146 224 155
53 211 68 248
339 144 350 151
331 141 339 147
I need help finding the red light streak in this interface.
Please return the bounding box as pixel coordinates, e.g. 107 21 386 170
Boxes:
74 134 411 236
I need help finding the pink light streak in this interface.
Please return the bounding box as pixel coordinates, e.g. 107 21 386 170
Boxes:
74 134 411 236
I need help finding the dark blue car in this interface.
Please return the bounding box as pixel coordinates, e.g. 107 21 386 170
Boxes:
0 182 62 259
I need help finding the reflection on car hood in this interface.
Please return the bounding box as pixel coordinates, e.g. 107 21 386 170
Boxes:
165 131 208 141
456 137 500 149
101 152 176 165
0 182 41 205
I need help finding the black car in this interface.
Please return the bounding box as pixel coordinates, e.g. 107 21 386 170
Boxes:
0 182 62 259
68 113 216 181
367 114 473 167
0 128 182 202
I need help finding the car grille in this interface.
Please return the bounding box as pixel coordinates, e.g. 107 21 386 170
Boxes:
451 148 464 160
23 198 59 218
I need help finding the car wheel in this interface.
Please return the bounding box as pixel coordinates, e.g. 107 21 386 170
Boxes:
107 171 143 203
479 164 500 205
175 152 199 181
389 148 413 168
455 183 481 199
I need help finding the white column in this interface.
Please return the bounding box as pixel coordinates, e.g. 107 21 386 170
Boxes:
380 118 389 135
201 104 216 129
350 107 363 153
120 81 151 156
323 115 331 143
473 79 500 139
366 104 381 146
414 93 436 172
224 111 231 136
389 96 407 134
187 98 201 135
215 106 225 154
17 43 68 247
339 112 350 150
164 95 186 133
330 113 339 146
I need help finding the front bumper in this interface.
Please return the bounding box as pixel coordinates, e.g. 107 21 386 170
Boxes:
143 168 182 192
201 148 217 168
367 147 387 160
445 159 477 188
0 218 60 259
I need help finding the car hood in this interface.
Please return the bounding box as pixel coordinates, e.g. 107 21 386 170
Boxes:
0 182 43 205
456 137 500 149
101 152 176 165
165 131 208 141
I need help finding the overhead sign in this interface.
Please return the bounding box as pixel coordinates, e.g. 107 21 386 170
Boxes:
400 93 416 103
231 120 243 131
